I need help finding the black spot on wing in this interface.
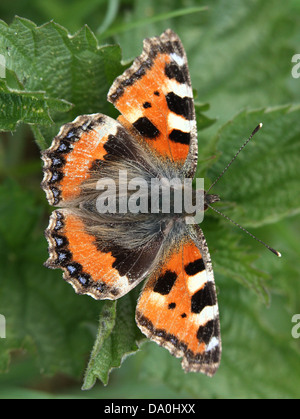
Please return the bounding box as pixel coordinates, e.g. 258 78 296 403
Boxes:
165 92 193 120
185 258 205 276
165 62 187 84
196 319 216 345
143 101 152 108
153 270 177 295
169 129 190 145
133 117 160 139
191 282 216 314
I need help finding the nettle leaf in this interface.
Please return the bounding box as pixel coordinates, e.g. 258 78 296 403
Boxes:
82 301 117 389
205 106 300 227
203 218 271 305
0 17 125 146
82 290 144 389
0 77 71 131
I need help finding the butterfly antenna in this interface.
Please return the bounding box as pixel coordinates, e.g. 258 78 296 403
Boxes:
206 203 281 257
207 123 263 194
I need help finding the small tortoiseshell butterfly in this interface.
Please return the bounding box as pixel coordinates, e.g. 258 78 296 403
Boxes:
41 29 231 376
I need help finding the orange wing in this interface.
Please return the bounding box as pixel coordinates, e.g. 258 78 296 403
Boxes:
136 226 221 376
108 29 198 176
45 209 165 300
41 113 155 207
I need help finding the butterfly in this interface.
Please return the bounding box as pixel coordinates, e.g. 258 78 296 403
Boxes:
41 29 222 376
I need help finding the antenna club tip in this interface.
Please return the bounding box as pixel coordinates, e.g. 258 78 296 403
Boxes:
251 123 263 136
270 248 282 257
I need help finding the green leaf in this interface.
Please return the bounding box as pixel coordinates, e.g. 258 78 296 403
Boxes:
0 78 72 131
203 218 271 305
0 17 125 146
205 106 300 227
82 301 117 389
82 289 144 389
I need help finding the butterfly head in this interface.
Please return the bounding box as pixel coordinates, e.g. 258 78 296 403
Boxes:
192 189 220 213
204 192 220 210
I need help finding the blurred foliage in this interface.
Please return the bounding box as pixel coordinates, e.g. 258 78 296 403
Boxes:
0 0 300 399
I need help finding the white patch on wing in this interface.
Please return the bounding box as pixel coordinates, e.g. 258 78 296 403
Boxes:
124 107 144 124
168 113 195 132
170 52 185 67
148 291 166 307
162 78 193 98
187 270 208 294
191 304 219 326
206 336 219 352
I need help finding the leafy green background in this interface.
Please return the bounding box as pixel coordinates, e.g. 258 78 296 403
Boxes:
0 0 300 399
